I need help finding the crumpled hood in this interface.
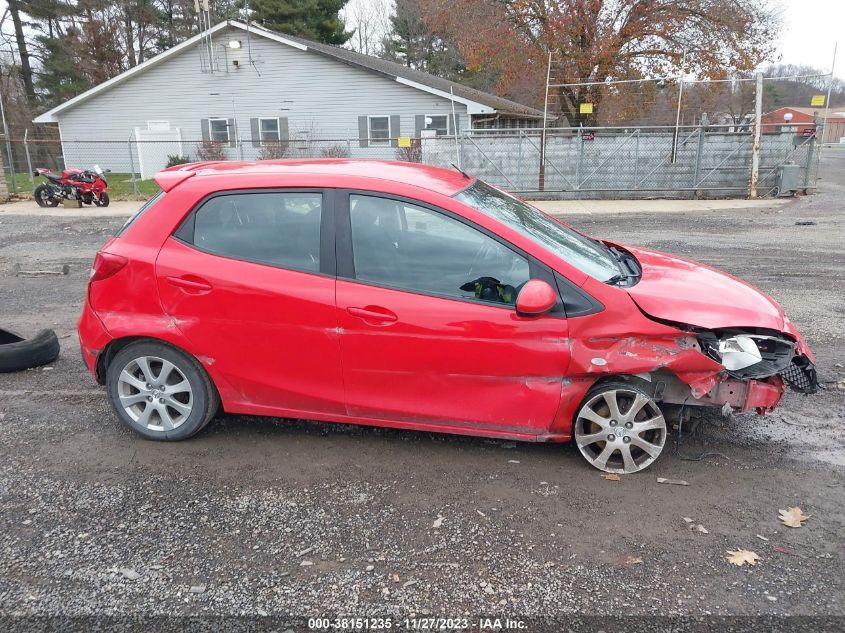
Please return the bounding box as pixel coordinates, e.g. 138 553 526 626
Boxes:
622 246 785 332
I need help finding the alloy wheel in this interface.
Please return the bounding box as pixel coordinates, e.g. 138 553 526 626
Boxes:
574 386 666 474
116 355 193 432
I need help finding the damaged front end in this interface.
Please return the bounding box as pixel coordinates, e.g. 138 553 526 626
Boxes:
699 329 819 395
648 328 819 416
564 324 818 427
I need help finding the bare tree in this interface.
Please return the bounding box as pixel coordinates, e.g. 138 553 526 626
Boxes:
343 0 391 56
426 0 782 125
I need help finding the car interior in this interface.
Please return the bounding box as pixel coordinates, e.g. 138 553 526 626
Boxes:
349 195 530 304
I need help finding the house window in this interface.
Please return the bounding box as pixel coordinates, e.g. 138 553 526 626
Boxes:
259 118 280 143
209 118 230 143
368 116 390 145
425 115 449 136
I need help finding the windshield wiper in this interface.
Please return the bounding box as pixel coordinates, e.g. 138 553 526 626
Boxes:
605 246 641 286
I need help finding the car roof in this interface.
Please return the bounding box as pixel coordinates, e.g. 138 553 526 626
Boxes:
156 159 474 196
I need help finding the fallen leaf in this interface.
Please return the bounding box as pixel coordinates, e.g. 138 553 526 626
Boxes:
657 477 690 486
726 549 760 567
696 524 709 534
602 473 620 481
682 517 694 523
619 554 643 566
432 515 444 529
779 506 809 528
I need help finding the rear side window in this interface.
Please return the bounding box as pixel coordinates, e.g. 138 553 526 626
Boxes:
188 192 322 272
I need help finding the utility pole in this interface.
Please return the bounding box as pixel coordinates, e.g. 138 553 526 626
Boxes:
671 49 686 163
749 71 763 198
540 51 552 191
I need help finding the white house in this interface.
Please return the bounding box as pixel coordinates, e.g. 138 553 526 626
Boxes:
34 20 544 177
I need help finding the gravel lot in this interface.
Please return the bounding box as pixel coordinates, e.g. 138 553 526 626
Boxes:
1 153 843 630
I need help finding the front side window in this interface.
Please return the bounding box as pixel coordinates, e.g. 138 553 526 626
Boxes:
455 181 620 283
368 116 390 145
259 118 280 143
209 118 229 143
349 194 529 305
191 192 322 272
426 115 448 136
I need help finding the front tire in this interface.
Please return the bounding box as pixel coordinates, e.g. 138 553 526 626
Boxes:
106 341 218 441
573 381 667 474
94 192 110 207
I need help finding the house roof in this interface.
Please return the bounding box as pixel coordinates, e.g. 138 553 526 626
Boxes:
34 20 544 124
763 106 845 121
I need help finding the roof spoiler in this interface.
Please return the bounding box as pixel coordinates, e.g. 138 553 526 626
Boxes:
154 166 197 192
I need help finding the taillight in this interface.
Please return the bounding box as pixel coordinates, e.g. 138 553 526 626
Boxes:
90 251 128 281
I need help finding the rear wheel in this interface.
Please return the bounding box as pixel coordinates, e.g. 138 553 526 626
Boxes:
106 341 218 441
574 382 667 474
34 185 59 207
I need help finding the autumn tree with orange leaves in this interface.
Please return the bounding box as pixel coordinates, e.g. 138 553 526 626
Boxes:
422 0 780 126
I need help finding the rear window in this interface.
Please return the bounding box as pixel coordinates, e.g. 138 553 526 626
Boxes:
117 190 164 236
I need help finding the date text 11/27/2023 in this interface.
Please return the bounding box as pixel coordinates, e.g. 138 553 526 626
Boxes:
307 617 528 630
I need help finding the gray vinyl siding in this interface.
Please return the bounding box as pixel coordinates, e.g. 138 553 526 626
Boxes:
56 28 469 172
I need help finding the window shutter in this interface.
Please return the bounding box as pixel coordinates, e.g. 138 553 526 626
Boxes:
415 115 425 138
390 115 401 147
228 118 237 147
200 119 210 142
279 117 289 141
358 116 369 148
250 118 260 147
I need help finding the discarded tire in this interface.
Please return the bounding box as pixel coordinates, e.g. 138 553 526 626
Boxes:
0 328 60 373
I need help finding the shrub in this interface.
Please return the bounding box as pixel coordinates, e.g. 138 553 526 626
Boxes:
320 143 351 158
195 141 226 162
395 139 422 163
165 154 190 167
259 140 290 160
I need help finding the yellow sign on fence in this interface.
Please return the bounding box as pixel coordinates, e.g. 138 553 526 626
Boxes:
579 103 594 114
397 137 411 148
810 95 825 107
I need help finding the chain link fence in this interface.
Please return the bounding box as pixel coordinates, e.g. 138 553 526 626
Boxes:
1 113 825 202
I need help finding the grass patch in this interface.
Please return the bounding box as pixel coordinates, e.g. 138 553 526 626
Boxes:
5 171 159 200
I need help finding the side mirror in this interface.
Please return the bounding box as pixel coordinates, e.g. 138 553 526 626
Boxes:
516 279 557 317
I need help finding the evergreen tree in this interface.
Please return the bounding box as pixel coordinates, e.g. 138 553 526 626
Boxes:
246 0 351 45
381 0 495 91
35 30 93 108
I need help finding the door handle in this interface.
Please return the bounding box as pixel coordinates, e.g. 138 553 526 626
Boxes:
166 275 213 293
347 306 398 323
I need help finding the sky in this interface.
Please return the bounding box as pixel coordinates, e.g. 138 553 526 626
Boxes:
776 0 842 77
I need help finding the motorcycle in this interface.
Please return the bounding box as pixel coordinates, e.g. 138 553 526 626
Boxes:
33 165 110 208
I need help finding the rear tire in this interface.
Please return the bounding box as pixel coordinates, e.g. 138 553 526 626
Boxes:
34 185 59 207
106 341 218 441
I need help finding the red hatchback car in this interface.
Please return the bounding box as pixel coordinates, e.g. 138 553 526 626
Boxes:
79 160 817 474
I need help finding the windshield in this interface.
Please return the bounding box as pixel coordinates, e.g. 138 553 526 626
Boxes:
454 181 620 282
